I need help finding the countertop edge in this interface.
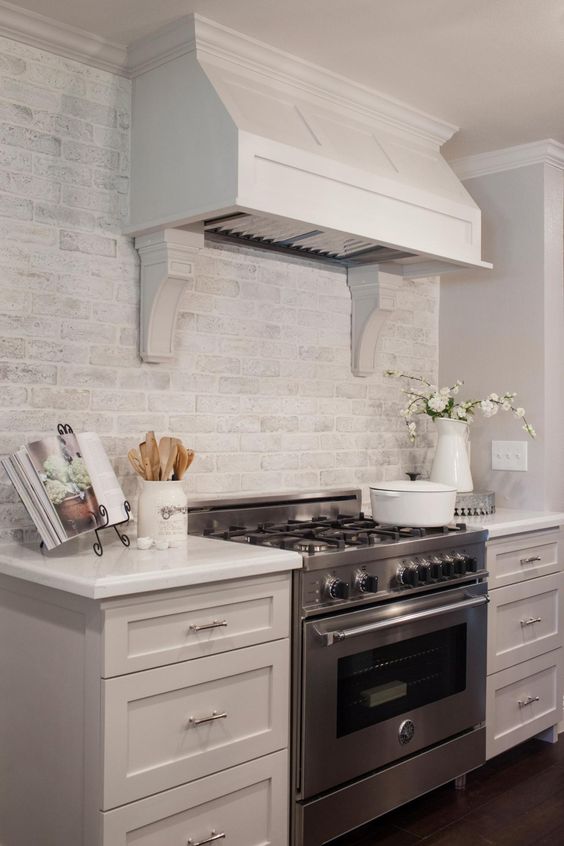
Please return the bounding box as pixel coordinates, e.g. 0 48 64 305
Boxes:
0 539 303 600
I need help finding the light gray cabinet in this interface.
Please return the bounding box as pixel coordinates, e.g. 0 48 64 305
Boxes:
485 529 563 759
0 570 291 846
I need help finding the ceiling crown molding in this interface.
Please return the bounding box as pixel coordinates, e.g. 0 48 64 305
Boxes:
450 139 564 180
0 0 127 75
128 14 458 147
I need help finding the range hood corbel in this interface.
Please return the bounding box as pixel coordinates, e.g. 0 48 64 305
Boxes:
137 228 203 363
348 266 398 377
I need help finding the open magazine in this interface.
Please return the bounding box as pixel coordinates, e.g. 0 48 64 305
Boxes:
2 430 127 550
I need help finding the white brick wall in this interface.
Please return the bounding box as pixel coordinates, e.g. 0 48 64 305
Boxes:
0 35 439 542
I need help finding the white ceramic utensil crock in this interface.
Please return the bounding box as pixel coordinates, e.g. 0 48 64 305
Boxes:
137 479 188 546
369 480 457 527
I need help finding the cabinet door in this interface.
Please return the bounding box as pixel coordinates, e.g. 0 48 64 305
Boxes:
101 750 288 846
487 572 563 674
102 640 289 809
487 530 560 589
102 573 290 676
486 649 563 760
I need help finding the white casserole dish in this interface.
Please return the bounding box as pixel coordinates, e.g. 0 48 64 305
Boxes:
369 480 457 527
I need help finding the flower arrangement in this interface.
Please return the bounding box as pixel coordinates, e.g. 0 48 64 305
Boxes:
385 371 536 443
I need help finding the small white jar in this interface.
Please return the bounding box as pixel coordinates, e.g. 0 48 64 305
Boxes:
137 480 188 546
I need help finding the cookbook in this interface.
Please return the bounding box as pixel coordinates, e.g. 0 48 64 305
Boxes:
2 430 127 550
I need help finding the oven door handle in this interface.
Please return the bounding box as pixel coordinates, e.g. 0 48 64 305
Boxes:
317 594 489 646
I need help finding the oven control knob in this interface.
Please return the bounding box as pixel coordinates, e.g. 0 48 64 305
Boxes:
428 557 443 581
464 555 478 573
354 570 379 593
325 576 350 600
398 562 420 587
441 556 455 579
417 560 432 583
453 553 467 576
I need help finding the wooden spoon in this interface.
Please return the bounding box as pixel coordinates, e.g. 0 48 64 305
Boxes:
139 441 152 481
146 431 160 481
174 443 190 479
128 449 145 478
159 436 173 481
163 443 178 481
185 449 196 471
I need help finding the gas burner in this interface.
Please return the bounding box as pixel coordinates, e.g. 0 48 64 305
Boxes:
294 539 332 554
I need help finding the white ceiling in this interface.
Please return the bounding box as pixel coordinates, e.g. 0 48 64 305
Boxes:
6 0 564 158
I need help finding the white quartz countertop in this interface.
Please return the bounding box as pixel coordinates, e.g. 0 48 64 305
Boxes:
0 534 302 600
465 508 564 539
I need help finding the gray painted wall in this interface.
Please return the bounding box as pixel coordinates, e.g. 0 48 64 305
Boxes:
440 163 564 510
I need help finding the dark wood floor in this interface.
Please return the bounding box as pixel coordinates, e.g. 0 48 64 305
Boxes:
332 738 564 845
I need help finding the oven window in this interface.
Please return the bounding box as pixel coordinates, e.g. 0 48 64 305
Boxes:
337 624 467 737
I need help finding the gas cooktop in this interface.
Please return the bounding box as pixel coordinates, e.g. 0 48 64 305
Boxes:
202 513 469 554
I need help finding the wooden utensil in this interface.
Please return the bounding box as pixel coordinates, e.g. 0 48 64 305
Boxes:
139 441 152 481
174 443 190 479
146 431 160 481
163 443 178 481
128 449 145 478
185 449 195 471
159 436 173 481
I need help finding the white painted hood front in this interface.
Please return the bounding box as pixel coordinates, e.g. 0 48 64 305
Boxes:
126 14 490 275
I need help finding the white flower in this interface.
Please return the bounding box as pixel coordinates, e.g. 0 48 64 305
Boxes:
480 399 498 417
515 407 526 418
439 386 451 396
452 385 460 395
502 400 511 411
452 405 467 419
428 394 448 413
523 423 536 438
456 380 463 387
407 421 417 432
489 392 499 401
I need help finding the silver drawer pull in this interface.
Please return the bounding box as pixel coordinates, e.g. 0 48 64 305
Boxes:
189 619 227 633
520 617 542 626
188 831 226 846
520 556 541 565
518 695 540 708
188 710 228 727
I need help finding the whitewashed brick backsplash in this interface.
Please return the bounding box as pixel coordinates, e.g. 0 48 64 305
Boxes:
0 35 438 542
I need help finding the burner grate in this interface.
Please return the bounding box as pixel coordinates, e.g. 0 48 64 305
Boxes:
202 514 468 554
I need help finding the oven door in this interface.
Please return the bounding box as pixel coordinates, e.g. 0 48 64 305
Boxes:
300 582 487 799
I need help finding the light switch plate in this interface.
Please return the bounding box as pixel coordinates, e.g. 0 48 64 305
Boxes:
491 440 528 472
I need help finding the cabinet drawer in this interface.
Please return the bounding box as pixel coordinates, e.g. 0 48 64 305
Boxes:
103 640 289 809
101 749 288 846
487 530 560 589
488 573 563 673
102 573 290 676
486 649 563 760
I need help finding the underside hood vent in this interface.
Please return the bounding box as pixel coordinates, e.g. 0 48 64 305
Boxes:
204 212 415 267
126 14 491 275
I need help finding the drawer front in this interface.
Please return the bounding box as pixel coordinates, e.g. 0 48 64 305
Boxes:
103 573 290 676
488 572 563 673
487 530 560 589
486 648 563 760
102 749 288 846
103 640 289 809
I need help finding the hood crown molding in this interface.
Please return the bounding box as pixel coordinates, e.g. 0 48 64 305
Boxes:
127 14 457 147
0 0 127 75
450 139 564 180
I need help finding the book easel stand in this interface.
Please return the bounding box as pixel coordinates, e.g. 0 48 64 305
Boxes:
39 423 132 557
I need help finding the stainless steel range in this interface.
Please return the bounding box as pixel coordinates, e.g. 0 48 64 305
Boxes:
188 489 489 846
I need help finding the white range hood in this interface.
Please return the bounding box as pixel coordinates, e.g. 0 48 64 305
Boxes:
126 14 491 369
